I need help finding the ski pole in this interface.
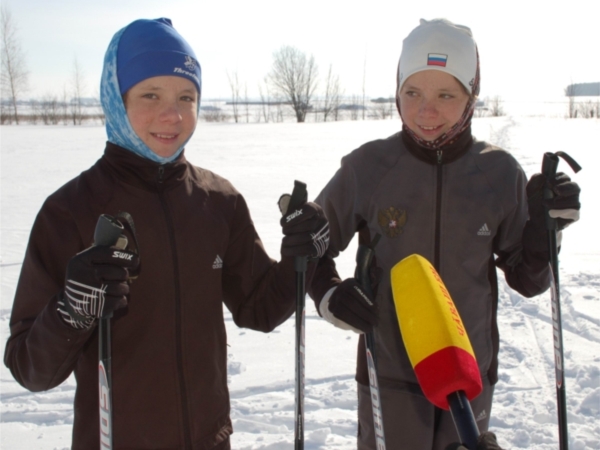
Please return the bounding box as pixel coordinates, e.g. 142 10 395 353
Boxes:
355 234 387 450
540 151 581 450
94 212 140 450
94 214 125 450
447 391 479 450
279 181 309 450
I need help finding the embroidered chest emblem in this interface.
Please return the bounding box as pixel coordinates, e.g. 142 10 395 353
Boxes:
378 207 407 238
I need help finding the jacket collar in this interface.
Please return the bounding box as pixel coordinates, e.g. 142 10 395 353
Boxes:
401 127 474 165
100 142 189 191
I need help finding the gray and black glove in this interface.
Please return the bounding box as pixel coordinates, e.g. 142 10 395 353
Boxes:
524 171 581 254
319 278 378 334
57 245 140 329
280 201 329 259
528 171 580 228
445 431 504 450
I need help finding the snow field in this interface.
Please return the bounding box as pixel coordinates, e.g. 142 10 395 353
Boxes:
1 117 599 449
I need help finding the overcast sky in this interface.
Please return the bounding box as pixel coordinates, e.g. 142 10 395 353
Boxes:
5 0 599 102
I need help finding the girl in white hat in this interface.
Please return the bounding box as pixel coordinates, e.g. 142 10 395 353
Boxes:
308 18 581 450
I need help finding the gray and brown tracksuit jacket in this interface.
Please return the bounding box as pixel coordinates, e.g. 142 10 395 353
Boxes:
309 131 550 391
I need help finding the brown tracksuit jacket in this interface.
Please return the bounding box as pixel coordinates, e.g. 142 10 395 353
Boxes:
4 143 298 449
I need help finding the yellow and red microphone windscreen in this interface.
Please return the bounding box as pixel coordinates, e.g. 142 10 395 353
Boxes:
390 254 482 410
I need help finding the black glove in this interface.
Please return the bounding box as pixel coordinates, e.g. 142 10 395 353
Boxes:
323 278 378 334
524 172 581 254
527 172 580 229
280 201 329 259
445 431 504 450
57 245 139 329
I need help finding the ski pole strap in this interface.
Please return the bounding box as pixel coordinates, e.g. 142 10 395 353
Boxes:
542 151 582 177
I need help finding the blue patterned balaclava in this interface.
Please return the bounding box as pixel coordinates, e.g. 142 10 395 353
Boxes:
100 18 202 164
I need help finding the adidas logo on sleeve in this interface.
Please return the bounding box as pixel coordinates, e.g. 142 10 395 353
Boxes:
476 409 488 422
477 223 491 236
212 255 223 269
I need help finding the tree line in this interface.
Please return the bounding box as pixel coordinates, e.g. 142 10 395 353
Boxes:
4 6 595 125
1 5 399 126
1 5 101 125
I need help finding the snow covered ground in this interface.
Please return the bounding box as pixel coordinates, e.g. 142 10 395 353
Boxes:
1 116 599 449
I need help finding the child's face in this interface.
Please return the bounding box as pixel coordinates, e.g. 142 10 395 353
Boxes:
398 70 470 142
124 76 198 158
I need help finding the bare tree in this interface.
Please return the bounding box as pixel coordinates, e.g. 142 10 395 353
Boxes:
322 64 343 122
0 97 9 123
350 94 361 120
29 99 39 124
243 82 249 123
362 51 367 120
70 57 86 125
488 96 504 117
275 95 284 122
371 97 394 120
40 94 62 125
61 86 69 125
268 45 318 123
577 100 599 119
201 104 228 122
258 77 272 123
1 4 29 124
94 89 105 125
565 84 577 119
227 70 241 123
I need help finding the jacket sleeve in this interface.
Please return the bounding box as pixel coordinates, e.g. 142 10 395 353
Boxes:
221 193 301 333
494 164 551 297
308 157 364 307
4 197 95 392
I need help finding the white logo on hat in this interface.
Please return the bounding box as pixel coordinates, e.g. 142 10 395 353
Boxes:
184 56 196 71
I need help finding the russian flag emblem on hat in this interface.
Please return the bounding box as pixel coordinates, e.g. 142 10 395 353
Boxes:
428 53 448 67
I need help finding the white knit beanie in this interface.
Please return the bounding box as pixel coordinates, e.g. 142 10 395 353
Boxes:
398 18 479 96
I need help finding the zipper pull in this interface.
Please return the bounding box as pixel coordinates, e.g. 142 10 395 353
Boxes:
437 150 443 164
158 165 165 184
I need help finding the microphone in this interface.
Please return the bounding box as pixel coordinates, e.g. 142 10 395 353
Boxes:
391 254 481 449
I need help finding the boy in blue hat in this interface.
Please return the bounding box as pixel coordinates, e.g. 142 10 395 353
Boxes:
4 18 329 449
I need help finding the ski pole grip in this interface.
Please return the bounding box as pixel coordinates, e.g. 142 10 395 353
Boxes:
355 246 375 297
541 152 559 179
541 153 559 231
94 215 126 321
94 214 124 247
356 247 373 294
280 181 309 273
288 180 308 212
355 234 381 297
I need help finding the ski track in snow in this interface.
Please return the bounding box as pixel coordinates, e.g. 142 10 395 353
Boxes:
1 117 599 450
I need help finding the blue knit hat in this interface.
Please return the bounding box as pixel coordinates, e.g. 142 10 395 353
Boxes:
100 18 201 164
117 18 201 95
